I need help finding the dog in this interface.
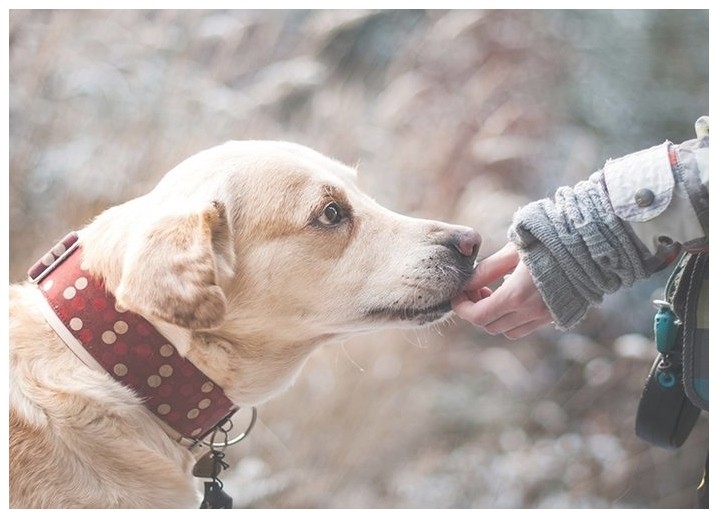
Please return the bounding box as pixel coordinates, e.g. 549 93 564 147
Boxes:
9 141 480 508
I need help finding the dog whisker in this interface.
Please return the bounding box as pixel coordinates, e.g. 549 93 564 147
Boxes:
339 342 366 373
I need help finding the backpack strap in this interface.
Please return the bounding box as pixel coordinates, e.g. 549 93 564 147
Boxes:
671 252 709 411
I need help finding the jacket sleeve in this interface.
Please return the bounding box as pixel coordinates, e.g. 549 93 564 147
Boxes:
509 117 709 330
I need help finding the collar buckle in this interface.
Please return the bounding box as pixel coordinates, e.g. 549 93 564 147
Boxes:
27 232 81 284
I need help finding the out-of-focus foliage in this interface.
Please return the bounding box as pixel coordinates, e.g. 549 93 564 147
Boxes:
9 10 708 508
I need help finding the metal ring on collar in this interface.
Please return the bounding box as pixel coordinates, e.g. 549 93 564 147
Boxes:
203 407 258 448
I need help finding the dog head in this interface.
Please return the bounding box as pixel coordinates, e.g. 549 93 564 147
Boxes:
82 141 480 401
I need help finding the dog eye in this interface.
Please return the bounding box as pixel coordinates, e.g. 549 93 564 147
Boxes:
317 202 344 226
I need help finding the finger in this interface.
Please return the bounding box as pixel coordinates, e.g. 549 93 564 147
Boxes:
452 288 513 327
464 242 520 292
461 286 493 304
461 275 549 331
481 287 551 333
502 316 553 340
451 295 479 321
483 309 540 336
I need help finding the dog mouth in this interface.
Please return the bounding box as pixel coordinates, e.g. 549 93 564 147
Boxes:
363 257 476 326
366 300 453 326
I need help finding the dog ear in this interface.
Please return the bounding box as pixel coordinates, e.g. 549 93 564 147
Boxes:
115 201 235 330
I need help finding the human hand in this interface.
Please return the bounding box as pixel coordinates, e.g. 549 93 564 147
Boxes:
451 242 553 339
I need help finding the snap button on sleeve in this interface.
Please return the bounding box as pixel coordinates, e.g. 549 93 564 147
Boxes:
604 142 674 222
634 188 655 207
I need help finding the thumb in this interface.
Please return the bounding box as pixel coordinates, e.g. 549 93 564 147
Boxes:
464 242 520 292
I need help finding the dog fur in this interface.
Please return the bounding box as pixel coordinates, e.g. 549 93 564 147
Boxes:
9 141 480 508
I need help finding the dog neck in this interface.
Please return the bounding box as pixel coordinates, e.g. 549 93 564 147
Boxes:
28 232 240 444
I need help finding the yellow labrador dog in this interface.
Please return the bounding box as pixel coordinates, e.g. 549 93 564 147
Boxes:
9 141 480 508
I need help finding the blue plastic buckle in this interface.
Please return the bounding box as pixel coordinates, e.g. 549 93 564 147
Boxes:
652 300 679 355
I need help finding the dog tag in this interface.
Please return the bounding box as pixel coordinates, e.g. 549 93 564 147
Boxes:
193 451 223 479
200 481 233 509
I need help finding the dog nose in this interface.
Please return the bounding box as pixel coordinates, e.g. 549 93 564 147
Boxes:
452 228 482 260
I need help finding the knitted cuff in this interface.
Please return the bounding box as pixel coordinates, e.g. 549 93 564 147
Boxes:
510 202 593 330
509 171 650 330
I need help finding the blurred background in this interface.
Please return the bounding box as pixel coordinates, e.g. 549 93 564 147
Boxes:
9 9 709 508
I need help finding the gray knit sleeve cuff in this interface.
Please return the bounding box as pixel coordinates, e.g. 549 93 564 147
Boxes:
508 171 651 330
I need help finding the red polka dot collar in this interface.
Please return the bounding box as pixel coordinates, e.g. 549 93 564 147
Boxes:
28 232 239 444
